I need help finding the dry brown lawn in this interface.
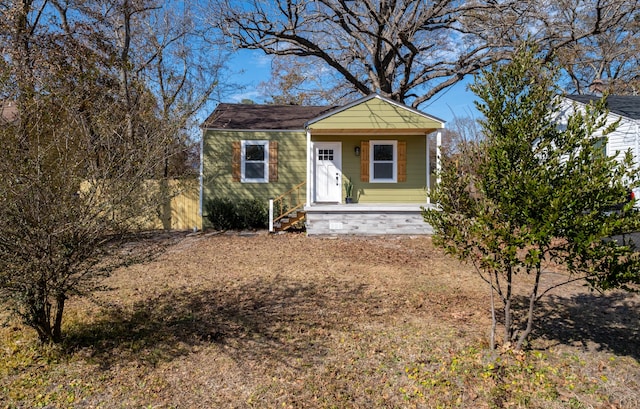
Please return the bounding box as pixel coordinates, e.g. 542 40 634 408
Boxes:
1 232 639 408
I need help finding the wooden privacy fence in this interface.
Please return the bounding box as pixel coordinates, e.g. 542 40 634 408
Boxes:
142 179 202 231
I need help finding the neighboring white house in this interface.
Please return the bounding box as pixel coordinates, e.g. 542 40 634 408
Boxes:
558 95 640 200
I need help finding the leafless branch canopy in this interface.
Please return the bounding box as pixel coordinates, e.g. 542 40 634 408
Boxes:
214 0 640 106
215 0 520 107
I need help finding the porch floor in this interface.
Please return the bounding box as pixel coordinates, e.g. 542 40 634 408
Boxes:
305 203 436 211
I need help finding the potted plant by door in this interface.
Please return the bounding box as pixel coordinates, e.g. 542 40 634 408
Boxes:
344 176 354 203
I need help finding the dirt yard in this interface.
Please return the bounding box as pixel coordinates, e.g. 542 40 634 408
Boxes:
1 232 639 408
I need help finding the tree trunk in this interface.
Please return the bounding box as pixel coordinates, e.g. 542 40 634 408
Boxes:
489 269 497 350
32 313 52 343
516 265 542 350
503 265 513 343
117 0 135 143
29 288 52 343
52 292 66 343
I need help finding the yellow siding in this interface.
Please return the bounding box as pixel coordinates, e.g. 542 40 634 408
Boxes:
308 97 443 131
313 134 428 203
203 129 307 203
201 97 443 211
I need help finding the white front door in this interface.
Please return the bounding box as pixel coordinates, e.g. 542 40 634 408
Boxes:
314 142 342 203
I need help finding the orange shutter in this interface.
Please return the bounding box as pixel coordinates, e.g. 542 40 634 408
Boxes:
231 141 241 182
360 141 369 182
269 141 278 182
398 141 407 182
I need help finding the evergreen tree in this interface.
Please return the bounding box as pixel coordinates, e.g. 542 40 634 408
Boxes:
424 45 640 350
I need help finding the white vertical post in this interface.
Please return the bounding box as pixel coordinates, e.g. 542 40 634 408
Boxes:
426 133 431 205
436 130 442 186
633 121 640 204
268 198 274 233
306 130 312 206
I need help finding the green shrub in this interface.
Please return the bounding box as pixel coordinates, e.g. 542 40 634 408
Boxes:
204 197 238 230
238 198 268 229
204 197 268 230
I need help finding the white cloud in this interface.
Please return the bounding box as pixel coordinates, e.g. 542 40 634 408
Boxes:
228 90 264 104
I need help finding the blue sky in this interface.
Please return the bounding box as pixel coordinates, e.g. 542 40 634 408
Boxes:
225 50 479 124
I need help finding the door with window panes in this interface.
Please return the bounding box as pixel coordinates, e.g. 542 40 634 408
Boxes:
314 142 342 202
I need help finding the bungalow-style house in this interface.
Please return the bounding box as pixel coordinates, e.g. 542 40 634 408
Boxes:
200 94 444 235
558 95 640 200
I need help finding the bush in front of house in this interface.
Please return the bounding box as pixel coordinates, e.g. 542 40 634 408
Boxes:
204 197 238 230
204 197 268 230
240 198 269 229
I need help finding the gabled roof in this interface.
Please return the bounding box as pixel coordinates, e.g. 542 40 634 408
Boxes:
201 94 446 133
305 94 445 127
201 103 336 130
565 95 640 120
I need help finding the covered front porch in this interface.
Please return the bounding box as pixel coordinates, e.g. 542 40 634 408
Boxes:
304 203 437 235
268 94 445 235
301 94 444 235
304 95 444 208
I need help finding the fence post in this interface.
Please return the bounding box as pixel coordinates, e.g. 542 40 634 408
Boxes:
268 198 274 233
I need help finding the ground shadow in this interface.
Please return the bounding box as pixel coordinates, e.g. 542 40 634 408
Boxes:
63 275 377 370
531 291 640 360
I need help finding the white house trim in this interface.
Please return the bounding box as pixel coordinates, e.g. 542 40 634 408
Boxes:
306 129 312 206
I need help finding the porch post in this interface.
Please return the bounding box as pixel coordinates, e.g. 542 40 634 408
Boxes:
306 129 312 206
426 133 431 205
436 130 442 186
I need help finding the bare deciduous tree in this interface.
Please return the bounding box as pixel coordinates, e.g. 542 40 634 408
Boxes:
519 0 640 94
213 0 639 106
213 0 518 108
0 0 223 342
554 0 640 94
258 55 346 105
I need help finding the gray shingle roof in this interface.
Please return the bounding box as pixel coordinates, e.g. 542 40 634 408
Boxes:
202 103 336 130
566 95 640 120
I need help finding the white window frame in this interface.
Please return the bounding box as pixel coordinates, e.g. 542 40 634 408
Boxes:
369 140 397 183
241 140 269 183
